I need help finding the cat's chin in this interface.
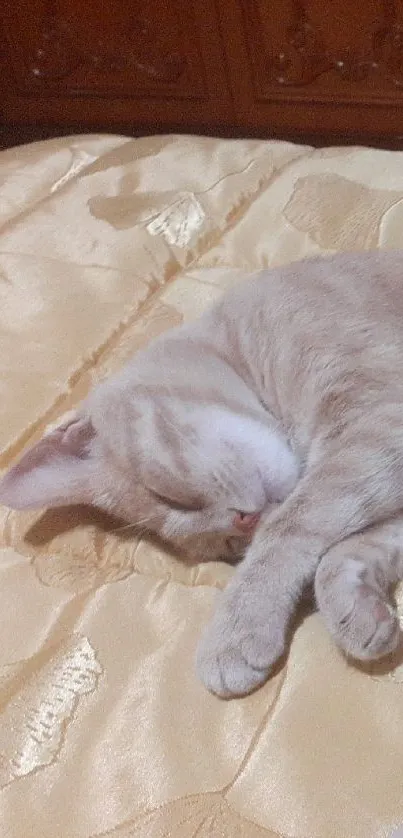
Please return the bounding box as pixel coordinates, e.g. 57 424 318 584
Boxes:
167 532 249 565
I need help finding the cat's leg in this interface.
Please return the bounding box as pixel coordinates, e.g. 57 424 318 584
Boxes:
315 518 403 661
197 422 403 696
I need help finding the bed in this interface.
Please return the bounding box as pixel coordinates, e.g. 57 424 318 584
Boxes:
1 133 403 838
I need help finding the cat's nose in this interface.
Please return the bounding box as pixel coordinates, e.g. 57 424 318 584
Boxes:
233 512 260 533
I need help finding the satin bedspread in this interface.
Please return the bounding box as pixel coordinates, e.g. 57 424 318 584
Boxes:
1 134 403 838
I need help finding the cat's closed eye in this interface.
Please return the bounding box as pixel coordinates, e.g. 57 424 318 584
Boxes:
149 489 204 513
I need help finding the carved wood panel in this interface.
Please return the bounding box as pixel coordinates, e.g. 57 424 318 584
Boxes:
233 0 403 102
4 0 215 96
215 0 403 139
3 0 403 144
0 0 232 130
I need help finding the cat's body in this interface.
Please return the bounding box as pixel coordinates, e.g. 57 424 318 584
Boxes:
2 250 403 696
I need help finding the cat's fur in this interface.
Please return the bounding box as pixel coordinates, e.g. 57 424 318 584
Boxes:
2 250 403 697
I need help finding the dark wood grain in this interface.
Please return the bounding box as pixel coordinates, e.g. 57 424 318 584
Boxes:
218 0 403 139
2 0 403 148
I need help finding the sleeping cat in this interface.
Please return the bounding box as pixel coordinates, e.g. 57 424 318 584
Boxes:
1 250 403 698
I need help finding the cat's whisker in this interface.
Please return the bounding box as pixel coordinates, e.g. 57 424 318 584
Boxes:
110 516 154 534
110 522 137 533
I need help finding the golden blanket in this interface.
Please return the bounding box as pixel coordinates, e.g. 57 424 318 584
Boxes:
1 133 403 838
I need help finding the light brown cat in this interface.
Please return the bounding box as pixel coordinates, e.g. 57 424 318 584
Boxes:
2 250 403 697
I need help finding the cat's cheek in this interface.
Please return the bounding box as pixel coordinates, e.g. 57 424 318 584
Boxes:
162 510 235 539
161 512 196 539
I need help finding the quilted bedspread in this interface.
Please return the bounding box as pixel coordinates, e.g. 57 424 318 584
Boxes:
1 133 403 838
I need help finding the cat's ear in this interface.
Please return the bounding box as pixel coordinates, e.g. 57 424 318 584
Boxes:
0 414 96 510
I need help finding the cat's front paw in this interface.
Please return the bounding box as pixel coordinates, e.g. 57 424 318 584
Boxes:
316 557 401 661
196 605 285 698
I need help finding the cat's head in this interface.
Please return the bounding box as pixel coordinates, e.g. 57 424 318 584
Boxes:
0 378 298 551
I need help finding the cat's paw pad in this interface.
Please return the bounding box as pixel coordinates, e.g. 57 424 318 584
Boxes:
196 610 285 698
317 559 401 661
335 584 400 660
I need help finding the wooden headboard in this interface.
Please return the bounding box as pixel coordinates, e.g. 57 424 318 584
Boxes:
2 0 403 149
